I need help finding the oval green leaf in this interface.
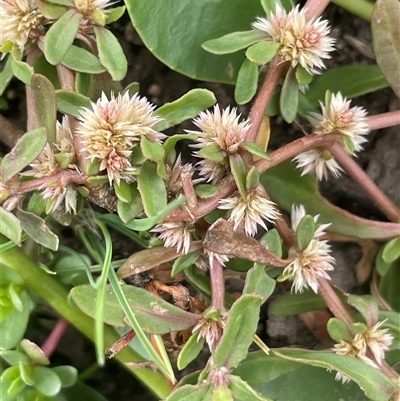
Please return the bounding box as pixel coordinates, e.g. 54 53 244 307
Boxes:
246 41 280 65
235 58 259 105
32 366 62 396
280 67 298 123
56 90 91 117
177 330 205 370
62 45 106 74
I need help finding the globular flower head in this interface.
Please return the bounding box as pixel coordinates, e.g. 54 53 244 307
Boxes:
252 5 335 72
308 92 369 153
41 184 78 214
0 0 45 52
188 105 250 156
151 222 194 255
282 205 334 293
195 158 227 184
193 316 225 352
73 0 112 27
77 91 164 184
333 320 393 367
218 187 280 237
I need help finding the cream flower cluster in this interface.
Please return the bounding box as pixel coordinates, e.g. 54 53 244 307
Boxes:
252 5 335 72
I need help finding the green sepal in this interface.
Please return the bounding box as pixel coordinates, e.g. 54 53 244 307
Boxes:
342 135 355 154
54 153 71 169
85 158 101 176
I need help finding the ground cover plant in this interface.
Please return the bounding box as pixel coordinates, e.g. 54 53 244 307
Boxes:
0 0 399 400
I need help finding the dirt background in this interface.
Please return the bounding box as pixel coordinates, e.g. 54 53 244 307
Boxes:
1 2 399 400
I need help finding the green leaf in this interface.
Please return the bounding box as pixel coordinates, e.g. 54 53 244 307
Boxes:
0 208 22 245
229 375 273 401
10 56 33 85
137 161 167 216
203 30 267 55
0 263 24 286
382 236 400 263
347 294 378 327
37 0 68 19
51 366 77 388
56 90 91 117
61 381 109 401
0 350 30 366
269 288 346 315
62 45 106 74
378 259 400 311
295 215 315 251
163 133 198 165
197 144 225 162
166 383 213 401
259 229 282 258
44 9 82 65
71 284 201 333
155 89 216 131
32 366 62 396
20 363 35 385
177 330 205 370
261 161 400 240
21 339 50 365
193 184 218 199
94 26 127 81
280 67 299 123
273 348 398 401
106 5 126 24
246 41 280 65
171 249 203 276
295 65 313 85
235 58 259 105
0 291 30 349
229 154 247 198
1 127 47 182
116 195 143 224
118 242 202 279
114 180 134 204
8 283 23 311
16 209 59 251
306 65 388 106
243 264 275 300
214 294 262 368
141 137 167 178
327 317 351 342
0 56 13 96
126 0 265 84
240 142 272 160
372 0 400 99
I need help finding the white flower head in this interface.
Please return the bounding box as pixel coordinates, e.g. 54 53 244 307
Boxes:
0 0 45 52
309 92 369 153
252 5 335 72
151 222 194 255
283 204 334 293
41 184 77 214
193 316 225 352
195 158 227 184
293 148 343 180
188 105 250 155
77 91 165 184
219 188 280 237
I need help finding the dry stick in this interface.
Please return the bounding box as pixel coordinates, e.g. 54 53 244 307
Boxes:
246 58 288 142
330 143 400 223
0 115 24 147
367 110 400 131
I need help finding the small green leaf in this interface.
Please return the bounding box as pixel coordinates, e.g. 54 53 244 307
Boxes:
295 215 315 251
379 258 400 311
197 144 225 162
21 339 50 365
212 385 233 401
0 350 30 366
44 9 82 65
0 56 13 96
61 381 109 401
94 26 127 81
56 90 91 117
246 41 280 65
259 229 282 258
342 135 355 154
17 208 59 251
71 284 201 333
177 330 205 370
171 249 203 276
280 67 299 123
163 133 197 165
166 383 213 401
214 294 262 369
10 56 33 85
202 30 267 55
194 184 218 198
382 236 400 263
141 136 166 179
295 65 313 85
51 366 77 388
229 154 247 198
114 180 135 204
37 0 68 18
347 294 378 327
229 375 273 401
240 142 272 160
8 283 23 311
326 318 351 343
106 5 126 24
234 58 259 105
0 208 22 245
32 366 62 396
123 82 140 96
245 166 260 191
62 45 106 74
243 264 275 300
116 195 143 224
155 89 216 131
372 0 400 99
137 161 167 216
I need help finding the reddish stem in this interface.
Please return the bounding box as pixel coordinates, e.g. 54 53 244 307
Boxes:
330 143 400 223
41 319 69 359
304 0 331 19
367 110 400 131
209 258 226 312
